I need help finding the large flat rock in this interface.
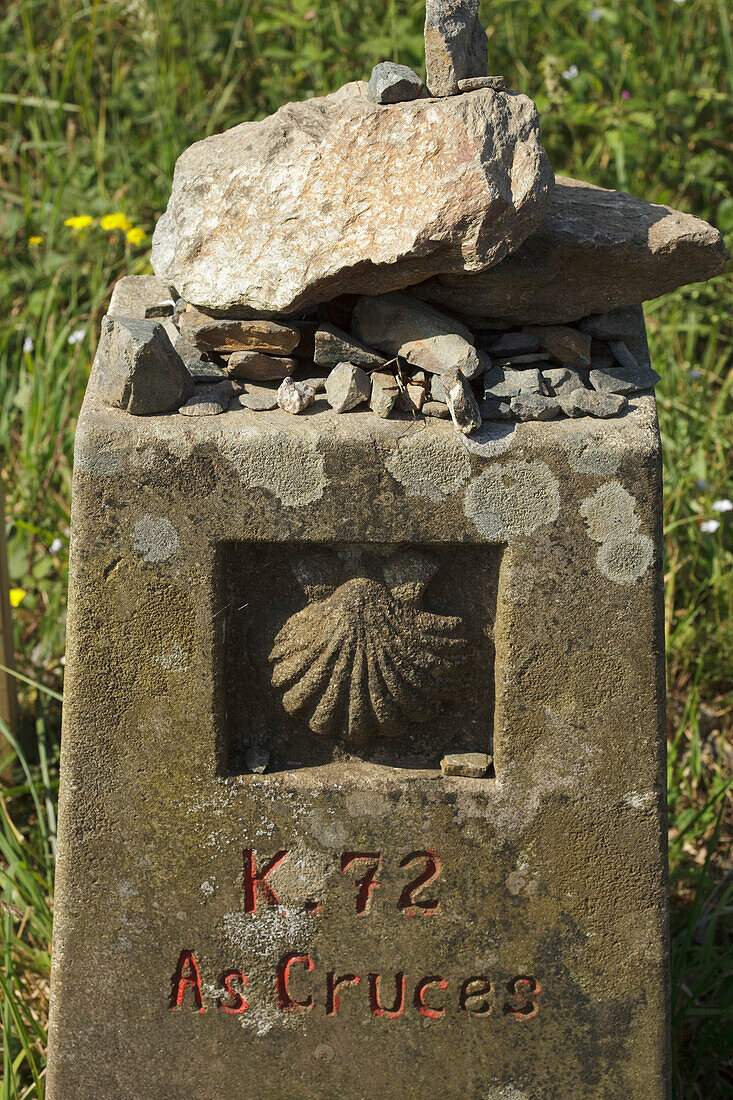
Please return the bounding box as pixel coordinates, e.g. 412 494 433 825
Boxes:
414 175 729 325
152 82 553 316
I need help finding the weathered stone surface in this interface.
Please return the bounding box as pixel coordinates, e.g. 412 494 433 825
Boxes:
152 82 553 315
94 316 192 415
559 388 628 418
443 366 481 434
510 393 560 421
108 275 177 319
192 319 300 355
590 364 661 395
525 324 592 368
425 0 488 96
458 75 506 92
277 377 316 415
226 352 296 381
325 363 371 412
440 751 492 777
49 313 670 1096
415 174 729 324
237 385 279 411
430 373 447 403
314 323 386 370
484 366 544 399
367 61 425 104
543 367 588 396
353 293 482 379
369 371 400 418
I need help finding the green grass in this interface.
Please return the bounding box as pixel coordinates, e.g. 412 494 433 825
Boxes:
0 1 731 1096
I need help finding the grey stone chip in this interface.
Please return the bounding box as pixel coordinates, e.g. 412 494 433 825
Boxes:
368 61 426 104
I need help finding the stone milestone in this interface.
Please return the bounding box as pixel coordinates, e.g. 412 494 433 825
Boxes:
47 0 729 1093
416 174 729 324
425 0 488 96
151 82 553 315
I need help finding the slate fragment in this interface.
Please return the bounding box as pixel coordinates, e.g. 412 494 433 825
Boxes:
510 393 561 421
589 364 660 395
314 323 386 369
192 319 300 355
415 175 728 325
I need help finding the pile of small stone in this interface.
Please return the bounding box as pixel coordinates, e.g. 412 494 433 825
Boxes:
96 283 660 434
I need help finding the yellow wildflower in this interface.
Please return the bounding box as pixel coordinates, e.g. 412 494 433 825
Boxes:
64 215 94 229
126 227 146 245
101 212 132 232
9 589 26 608
28 235 43 245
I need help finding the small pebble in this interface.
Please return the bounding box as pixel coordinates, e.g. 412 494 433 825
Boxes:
479 397 514 421
277 377 316 414
542 367 588 396
238 385 279 411
484 366 544 399
370 371 400 418
440 752 492 778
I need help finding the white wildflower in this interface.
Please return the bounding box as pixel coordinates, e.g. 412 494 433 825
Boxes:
68 329 85 345
589 8 603 21
23 336 33 353
700 519 720 534
562 64 579 80
50 537 63 553
712 499 732 513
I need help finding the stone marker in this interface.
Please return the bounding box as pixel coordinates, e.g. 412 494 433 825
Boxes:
48 300 670 1098
415 174 729 324
94 316 193 415
368 62 426 104
424 0 488 96
151 82 553 315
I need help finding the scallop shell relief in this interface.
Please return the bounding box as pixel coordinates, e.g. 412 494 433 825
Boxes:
269 549 468 743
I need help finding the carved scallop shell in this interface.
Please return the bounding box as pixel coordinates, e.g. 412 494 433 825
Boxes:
269 553 467 743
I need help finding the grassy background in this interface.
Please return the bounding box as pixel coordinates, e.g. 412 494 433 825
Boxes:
1 0 731 1095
